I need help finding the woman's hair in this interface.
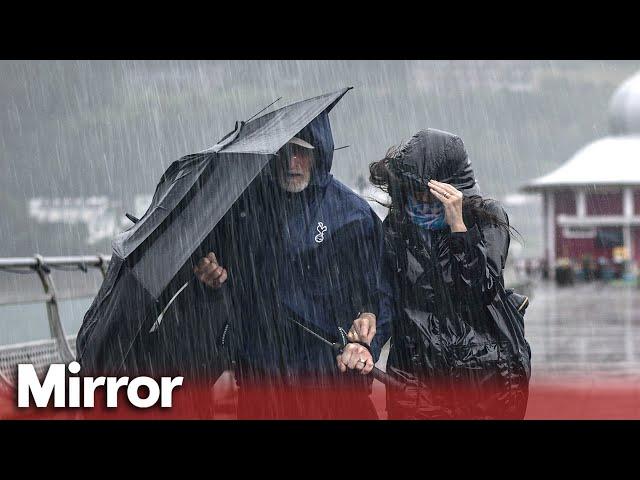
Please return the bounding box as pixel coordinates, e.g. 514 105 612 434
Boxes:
369 145 521 241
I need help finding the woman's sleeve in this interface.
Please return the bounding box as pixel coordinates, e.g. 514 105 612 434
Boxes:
369 249 396 362
443 202 510 304
368 219 399 361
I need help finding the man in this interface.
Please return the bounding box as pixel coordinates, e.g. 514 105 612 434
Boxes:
191 112 391 419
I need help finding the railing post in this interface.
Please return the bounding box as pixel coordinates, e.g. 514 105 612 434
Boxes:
33 254 75 363
97 254 109 278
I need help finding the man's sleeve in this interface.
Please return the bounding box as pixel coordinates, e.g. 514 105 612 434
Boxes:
186 216 236 355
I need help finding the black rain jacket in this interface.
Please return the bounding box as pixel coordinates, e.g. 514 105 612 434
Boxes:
381 129 532 419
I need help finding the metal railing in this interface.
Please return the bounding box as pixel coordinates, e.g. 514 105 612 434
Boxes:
0 254 239 418
0 255 110 387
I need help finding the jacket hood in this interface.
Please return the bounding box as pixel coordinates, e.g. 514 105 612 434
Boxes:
390 128 480 196
293 111 334 188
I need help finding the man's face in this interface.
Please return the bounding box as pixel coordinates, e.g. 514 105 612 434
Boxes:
275 144 314 193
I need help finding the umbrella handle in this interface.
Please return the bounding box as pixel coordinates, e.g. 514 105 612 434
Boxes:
331 343 406 391
371 366 406 391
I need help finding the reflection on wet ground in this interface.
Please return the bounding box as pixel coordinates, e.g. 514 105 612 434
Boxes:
520 281 640 418
525 281 640 379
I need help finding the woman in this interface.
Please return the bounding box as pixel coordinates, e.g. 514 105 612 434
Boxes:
368 128 531 419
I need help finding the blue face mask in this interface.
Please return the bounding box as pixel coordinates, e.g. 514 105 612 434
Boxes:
405 194 447 230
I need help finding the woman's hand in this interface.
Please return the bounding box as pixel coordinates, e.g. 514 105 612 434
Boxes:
427 180 467 232
336 343 374 375
347 312 376 345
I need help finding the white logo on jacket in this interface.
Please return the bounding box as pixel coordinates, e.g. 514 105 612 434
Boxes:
314 222 327 243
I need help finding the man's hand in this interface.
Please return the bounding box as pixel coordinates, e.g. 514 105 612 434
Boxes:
336 343 374 375
347 312 376 345
193 252 228 289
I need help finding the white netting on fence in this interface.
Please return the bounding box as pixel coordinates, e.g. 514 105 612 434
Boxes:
0 336 76 386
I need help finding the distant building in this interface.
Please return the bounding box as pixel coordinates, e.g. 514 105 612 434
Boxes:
522 71 640 275
27 194 152 246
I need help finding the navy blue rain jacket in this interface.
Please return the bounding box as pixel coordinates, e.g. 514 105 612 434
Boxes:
185 112 392 386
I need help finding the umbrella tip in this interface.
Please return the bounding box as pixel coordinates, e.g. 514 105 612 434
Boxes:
334 145 350 151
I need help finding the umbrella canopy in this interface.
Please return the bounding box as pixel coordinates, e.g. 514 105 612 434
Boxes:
76 87 352 376
119 87 352 299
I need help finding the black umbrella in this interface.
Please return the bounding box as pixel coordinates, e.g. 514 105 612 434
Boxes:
120 87 352 299
76 88 352 376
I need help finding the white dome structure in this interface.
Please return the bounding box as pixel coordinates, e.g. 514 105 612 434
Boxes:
609 71 640 136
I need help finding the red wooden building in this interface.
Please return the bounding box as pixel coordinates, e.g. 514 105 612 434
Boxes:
523 71 640 276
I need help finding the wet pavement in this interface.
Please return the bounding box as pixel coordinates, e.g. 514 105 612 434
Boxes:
524 280 640 379
518 280 640 418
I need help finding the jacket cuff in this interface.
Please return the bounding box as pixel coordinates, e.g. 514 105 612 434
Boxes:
194 280 228 301
356 301 379 319
450 223 482 254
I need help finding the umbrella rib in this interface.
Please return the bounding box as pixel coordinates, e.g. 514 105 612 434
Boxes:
245 97 282 123
149 281 190 333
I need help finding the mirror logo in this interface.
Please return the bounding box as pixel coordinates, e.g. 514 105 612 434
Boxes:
17 362 183 408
